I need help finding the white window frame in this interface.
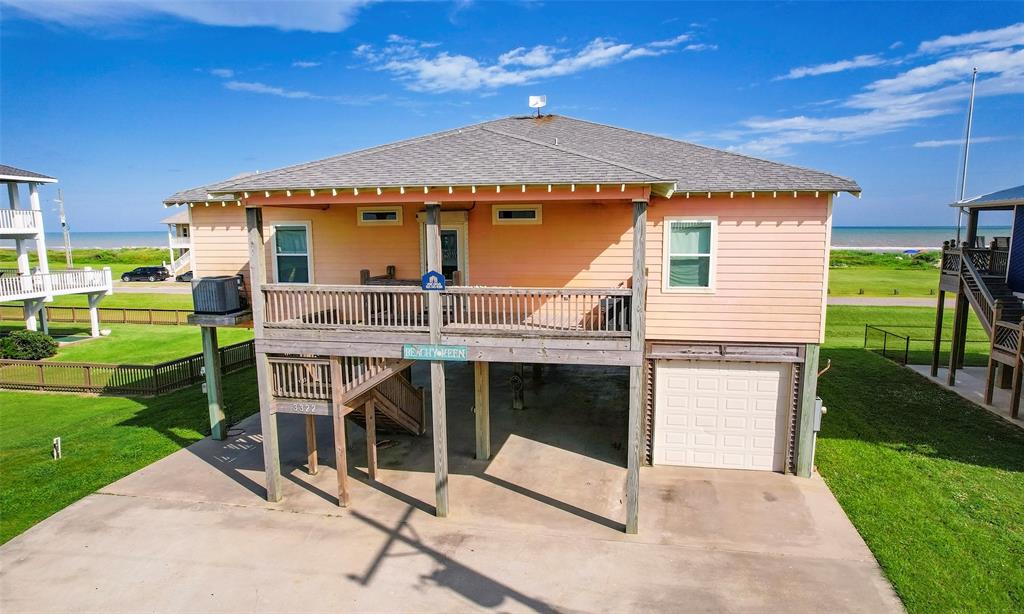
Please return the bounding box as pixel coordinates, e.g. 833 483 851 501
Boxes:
357 206 403 226
662 216 716 293
270 221 314 284
492 204 542 225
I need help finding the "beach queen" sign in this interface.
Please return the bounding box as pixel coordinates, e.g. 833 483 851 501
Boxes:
403 344 469 362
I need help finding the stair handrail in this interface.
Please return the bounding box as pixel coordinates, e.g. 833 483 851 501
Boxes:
960 246 997 327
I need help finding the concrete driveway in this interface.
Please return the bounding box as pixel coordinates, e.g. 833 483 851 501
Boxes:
0 364 902 613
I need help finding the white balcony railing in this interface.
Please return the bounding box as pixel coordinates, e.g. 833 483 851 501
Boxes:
0 268 113 301
169 236 191 249
0 209 41 234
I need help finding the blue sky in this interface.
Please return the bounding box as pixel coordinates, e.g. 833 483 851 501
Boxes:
1 1 1022 232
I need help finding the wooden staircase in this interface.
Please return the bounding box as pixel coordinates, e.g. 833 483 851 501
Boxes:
266 355 425 435
951 246 1024 416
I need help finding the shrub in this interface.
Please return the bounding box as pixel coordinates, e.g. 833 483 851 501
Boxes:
0 330 58 360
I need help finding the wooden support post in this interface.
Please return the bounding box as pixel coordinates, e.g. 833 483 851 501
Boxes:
511 362 524 410
247 207 282 502
305 415 319 475
930 289 945 377
795 344 821 478
532 363 543 382
947 287 967 386
330 356 351 507
1012 362 1023 420
625 199 648 535
984 358 998 405
426 202 449 517
998 364 1014 389
87 291 103 337
365 398 377 481
474 361 490 460
201 326 227 440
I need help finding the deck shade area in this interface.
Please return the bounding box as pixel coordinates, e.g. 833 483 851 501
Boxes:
1008 206 1024 293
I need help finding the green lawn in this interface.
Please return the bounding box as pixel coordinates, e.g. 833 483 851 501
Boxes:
816 348 1024 613
826 304 989 366
828 267 939 297
0 368 259 544
0 321 252 364
3 292 194 311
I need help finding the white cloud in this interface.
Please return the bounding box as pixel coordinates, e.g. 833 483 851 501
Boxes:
210 68 234 78
499 45 558 67
774 54 887 81
684 43 717 52
729 23 1024 156
357 33 710 92
918 22 1024 54
1 0 373 33
292 61 322 69
225 80 321 100
913 136 1010 148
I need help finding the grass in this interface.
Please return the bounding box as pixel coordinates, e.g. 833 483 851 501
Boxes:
0 321 252 363
827 249 941 297
815 348 1024 613
4 291 195 311
0 247 167 268
825 304 989 366
0 368 259 544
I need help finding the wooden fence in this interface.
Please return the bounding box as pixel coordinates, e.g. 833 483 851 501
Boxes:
0 304 194 326
0 340 254 395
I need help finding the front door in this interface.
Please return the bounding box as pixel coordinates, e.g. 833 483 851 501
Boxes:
440 228 461 281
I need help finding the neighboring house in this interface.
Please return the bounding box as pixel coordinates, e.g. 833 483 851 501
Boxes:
165 115 860 534
160 208 193 276
934 184 1024 417
1 164 113 336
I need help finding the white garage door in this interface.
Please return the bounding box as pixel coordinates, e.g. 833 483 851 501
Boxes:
653 360 791 471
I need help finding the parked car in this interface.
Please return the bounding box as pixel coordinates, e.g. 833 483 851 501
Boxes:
121 266 171 282
175 271 194 282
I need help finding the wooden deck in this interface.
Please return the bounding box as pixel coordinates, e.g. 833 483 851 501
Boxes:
257 283 639 365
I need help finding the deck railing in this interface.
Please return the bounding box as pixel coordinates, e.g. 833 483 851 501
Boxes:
264 284 428 331
960 252 996 330
0 209 40 232
992 320 1021 357
0 268 111 300
441 287 631 335
268 355 396 400
261 284 631 337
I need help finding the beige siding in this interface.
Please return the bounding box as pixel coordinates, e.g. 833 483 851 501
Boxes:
646 194 830 344
188 205 249 280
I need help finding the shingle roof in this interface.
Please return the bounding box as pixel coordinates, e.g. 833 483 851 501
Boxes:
159 209 190 224
0 164 57 183
956 184 1024 208
163 184 234 205
181 115 860 198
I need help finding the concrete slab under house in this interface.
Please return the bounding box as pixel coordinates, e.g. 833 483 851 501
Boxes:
165 114 862 534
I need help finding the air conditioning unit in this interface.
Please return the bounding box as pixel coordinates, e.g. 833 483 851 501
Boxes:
192 276 243 314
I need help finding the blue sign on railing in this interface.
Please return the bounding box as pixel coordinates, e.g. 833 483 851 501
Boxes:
403 344 468 361
421 270 446 291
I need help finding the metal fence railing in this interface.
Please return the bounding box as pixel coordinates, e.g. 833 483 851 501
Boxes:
863 324 990 365
0 340 254 396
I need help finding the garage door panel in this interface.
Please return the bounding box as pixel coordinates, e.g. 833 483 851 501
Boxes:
654 360 791 472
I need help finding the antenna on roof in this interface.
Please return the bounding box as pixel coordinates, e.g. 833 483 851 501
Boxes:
529 95 547 118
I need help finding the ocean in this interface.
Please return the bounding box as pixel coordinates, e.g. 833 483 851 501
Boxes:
1 227 1014 251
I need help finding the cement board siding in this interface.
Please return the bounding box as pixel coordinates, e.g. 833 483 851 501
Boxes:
645 195 829 344
186 193 831 344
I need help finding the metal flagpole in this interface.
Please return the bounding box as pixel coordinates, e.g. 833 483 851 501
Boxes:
55 188 73 268
955 67 978 244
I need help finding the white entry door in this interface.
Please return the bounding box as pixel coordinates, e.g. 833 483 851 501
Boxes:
653 360 791 471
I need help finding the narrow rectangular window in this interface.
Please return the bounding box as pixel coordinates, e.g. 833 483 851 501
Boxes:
665 219 714 290
274 224 310 283
358 206 403 226
493 204 542 225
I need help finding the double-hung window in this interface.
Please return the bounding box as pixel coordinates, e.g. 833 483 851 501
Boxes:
663 218 715 291
273 223 311 283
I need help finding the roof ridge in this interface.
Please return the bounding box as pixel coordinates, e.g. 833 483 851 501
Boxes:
478 124 671 182
553 114 858 188
209 119 501 192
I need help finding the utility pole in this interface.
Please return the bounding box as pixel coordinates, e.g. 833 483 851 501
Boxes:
55 189 73 268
